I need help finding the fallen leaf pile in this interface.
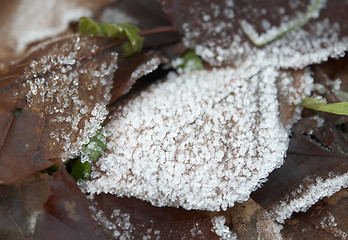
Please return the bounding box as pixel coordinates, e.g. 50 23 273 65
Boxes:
0 0 348 239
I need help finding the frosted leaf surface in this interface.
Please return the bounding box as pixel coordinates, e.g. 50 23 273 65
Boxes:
0 34 118 184
276 69 313 130
0 0 111 56
159 0 348 68
109 50 167 105
83 67 294 211
252 117 348 223
271 173 348 223
20 35 118 161
211 216 237 240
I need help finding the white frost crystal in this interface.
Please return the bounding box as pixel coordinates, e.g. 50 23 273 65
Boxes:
270 173 348 223
211 216 237 240
82 67 294 211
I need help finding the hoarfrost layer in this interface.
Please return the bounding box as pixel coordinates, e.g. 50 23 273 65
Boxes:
18 35 118 160
171 0 348 68
83 67 291 211
270 173 348 223
211 216 237 240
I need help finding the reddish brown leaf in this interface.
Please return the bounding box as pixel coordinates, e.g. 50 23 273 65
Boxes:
109 50 168 105
230 198 282 240
0 173 50 240
159 0 348 68
34 167 107 240
0 35 118 184
281 189 348 240
252 117 348 223
89 194 221 239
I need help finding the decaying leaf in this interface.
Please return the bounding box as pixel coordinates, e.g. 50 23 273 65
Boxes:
281 189 348 240
34 167 107 240
277 68 313 129
89 194 221 239
0 173 50 240
0 35 118 184
81 66 312 211
230 198 282 240
109 50 168 105
252 116 348 223
159 0 348 68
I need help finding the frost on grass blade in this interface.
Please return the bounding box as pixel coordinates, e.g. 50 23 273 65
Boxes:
0 35 117 184
159 0 348 68
80 66 315 211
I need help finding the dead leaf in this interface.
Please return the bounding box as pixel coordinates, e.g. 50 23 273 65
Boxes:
83 67 312 211
0 35 118 184
89 193 220 239
252 117 348 223
0 173 50 240
34 167 107 240
281 189 348 240
109 50 168 105
159 0 348 68
230 198 282 240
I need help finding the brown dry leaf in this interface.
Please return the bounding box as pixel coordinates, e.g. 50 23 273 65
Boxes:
109 50 168 105
158 0 348 68
0 173 50 240
89 194 220 239
0 35 118 184
230 198 282 240
82 66 312 212
281 189 348 240
252 117 348 223
277 69 313 129
34 167 107 240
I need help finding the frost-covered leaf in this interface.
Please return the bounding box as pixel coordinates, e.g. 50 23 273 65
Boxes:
34 168 107 240
88 194 221 239
0 173 50 240
81 131 107 162
240 0 326 47
276 69 313 129
281 189 348 240
159 0 348 68
252 117 348 223
230 198 283 240
81 66 312 211
172 49 204 73
109 50 168 105
0 35 118 184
